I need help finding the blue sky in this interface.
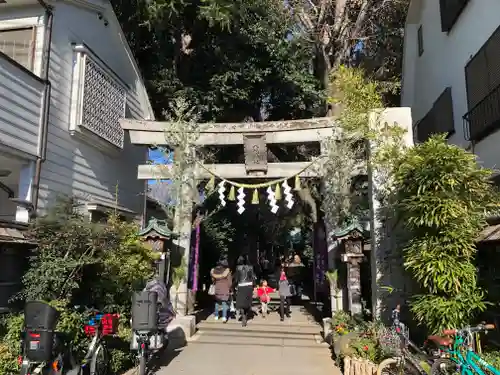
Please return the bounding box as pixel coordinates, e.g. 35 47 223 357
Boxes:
148 148 172 185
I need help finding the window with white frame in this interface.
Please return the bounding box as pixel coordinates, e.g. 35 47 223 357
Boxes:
70 45 126 149
0 27 35 71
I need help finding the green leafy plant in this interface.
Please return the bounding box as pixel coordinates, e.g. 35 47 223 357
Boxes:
393 135 500 333
332 314 386 365
331 311 353 335
480 350 500 369
321 66 406 232
0 197 158 374
348 334 381 363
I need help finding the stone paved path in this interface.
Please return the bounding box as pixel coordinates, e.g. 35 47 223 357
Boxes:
151 305 342 375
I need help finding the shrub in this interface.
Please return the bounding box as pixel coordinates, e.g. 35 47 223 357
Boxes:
393 135 500 333
0 197 157 374
331 312 387 365
481 350 500 369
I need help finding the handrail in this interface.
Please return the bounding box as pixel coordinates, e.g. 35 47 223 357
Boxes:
463 81 500 142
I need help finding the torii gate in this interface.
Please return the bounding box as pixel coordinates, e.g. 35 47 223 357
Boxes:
120 108 413 320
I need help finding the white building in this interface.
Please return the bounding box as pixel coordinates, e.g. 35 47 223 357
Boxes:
401 0 500 173
0 0 154 225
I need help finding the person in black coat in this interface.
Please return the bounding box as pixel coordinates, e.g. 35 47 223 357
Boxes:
286 254 305 303
233 255 255 327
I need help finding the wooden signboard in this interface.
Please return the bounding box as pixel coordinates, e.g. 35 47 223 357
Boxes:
243 133 267 173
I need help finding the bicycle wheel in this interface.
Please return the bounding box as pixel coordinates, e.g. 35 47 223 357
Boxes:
89 343 109 375
430 358 459 375
377 358 402 375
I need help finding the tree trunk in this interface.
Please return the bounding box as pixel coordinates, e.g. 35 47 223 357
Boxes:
313 44 331 115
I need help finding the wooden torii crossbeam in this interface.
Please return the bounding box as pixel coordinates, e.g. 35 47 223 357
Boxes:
120 117 339 180
120 117 338 146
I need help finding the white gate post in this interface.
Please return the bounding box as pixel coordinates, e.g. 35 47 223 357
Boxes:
367 108 413 319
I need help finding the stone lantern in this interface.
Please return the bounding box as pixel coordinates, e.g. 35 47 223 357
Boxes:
139 217 174 284
333 220 367 315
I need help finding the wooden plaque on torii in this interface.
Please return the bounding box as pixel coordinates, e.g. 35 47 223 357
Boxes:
243 133 268 173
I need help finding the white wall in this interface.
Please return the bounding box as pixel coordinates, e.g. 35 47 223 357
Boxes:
0 8 45 158
0 53 44 158
402 0 500 170
35 2 149 216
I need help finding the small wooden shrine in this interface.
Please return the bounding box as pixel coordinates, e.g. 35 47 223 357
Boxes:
139 217 174 284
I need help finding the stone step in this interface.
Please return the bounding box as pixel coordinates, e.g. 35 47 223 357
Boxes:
199 319 319 333
192 328 326 348
198 323 320 336
191 336 325 349
200 314 318 325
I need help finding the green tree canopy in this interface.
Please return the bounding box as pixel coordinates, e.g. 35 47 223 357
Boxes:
112 0 324 121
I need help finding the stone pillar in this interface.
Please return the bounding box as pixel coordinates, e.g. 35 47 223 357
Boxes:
346 257 363 315
342 237 363 315
170 144 196 316
367 108 413 319
171 189 193 316
319 139 343 314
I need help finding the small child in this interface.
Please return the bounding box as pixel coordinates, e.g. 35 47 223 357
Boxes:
256 280 275 317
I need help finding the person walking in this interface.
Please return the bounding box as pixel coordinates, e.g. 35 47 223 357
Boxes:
287 254 305 303
210 259 232 323
234 255 255 327
278 266 292 321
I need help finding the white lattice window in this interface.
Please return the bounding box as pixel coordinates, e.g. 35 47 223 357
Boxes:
69 45 126 150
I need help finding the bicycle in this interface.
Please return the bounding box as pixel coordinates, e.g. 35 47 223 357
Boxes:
377 305 438 375
131 289 171 375
19 304 118 375
430 323 500 375
66 311 119 375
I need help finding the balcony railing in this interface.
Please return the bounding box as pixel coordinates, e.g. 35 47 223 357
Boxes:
463 83 500 142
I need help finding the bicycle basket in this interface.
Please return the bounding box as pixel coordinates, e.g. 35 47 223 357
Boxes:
378 326 404 356
102 313 119 335
84 313 120 336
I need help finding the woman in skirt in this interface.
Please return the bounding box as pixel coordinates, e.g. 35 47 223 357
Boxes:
233 255 255 327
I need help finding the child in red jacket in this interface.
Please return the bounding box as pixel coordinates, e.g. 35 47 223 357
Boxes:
256 280 275 317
